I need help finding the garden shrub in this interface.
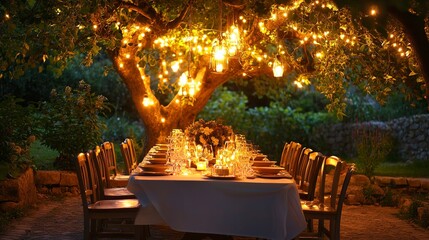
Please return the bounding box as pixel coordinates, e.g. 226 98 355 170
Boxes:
102 116 145 142
354 126 393 178
0 96 36 179
38 81 109 170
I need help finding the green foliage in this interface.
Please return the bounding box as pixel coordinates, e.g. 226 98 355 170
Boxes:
102 116 145 142
38 81 108 170
0 96 36 179
354 126 393 178
30 140 59 170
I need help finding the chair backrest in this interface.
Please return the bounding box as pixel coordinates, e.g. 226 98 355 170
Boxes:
279 142 290 168
299 151 325 201
317 156 354 211
295 148 313 183
120 141 133 175
125 138 138 164
101 141 118 177
286 142 303 178
76 153 100 208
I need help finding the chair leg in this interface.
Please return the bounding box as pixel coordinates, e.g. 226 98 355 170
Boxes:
83 218 90 240
135 225 148 240
317 219 324 238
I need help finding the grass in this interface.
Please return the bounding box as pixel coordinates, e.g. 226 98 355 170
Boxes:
374 161 429 178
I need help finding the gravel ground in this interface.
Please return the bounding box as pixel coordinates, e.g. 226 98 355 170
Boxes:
1 195 429 240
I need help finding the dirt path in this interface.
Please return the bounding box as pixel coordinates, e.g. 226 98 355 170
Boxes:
1 195 429 239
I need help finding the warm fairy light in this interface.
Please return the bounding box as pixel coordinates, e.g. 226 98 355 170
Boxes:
123 39 129 45
162 61 166 66
164 70 169 75
171 61 180 72
390 34 394 38
175 99 180 104
125 54 130 59
340 34 345 40
142 96 154 107
242 73 247 77
93 24 98 30
315 52 323 58
138 43 142 47
179 72 189 87
5 13 10 19
272 58 284 78
393 43 397 47
370 8 377 16
294 80 303 88
158 74 163 79
161 117 166 123
119 63 124 68
398 47 403 52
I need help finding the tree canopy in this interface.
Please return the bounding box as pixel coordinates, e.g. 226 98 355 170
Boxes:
1 0 427 147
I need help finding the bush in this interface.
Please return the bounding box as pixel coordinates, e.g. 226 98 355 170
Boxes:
38 81 109 170
354 125 393 178
102 116 145 142
0 96 36 179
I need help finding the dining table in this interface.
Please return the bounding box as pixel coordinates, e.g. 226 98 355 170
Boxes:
127 169 307 240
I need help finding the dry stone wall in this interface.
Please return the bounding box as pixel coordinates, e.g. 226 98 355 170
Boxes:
314 114 429 161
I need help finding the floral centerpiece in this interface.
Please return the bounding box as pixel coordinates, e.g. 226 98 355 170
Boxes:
185 119 234 150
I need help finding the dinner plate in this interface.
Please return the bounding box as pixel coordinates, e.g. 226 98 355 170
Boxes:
139 165 169 172
252 166 284 175
138 171 171 176
147 158 168 164
205 174 237 180
257 173 292 179
252 160 277 167
149 153 167 158
253 154 267 160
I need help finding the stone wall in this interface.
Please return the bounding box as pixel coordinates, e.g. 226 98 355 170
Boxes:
0 168 37 211
35 170 79 196
314 114 429 161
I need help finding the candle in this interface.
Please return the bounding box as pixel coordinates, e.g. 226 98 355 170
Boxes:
196 161 207 171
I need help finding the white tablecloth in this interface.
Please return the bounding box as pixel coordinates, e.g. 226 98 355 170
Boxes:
127 173 306 240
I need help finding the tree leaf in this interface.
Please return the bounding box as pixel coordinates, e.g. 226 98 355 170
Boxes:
27 0 36 8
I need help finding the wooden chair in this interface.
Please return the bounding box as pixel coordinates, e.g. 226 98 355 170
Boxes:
296 150 325 202
89 147 136 200
300 156 354 240
75 153 146 240
120 138 138 175
101 141 129 187
284 142 303 179
279 142 290 168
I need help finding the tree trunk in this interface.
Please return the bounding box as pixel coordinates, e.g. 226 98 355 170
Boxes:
110 43 233 153
387 7 429 110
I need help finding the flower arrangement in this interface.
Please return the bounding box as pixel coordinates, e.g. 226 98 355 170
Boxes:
185 119 234 149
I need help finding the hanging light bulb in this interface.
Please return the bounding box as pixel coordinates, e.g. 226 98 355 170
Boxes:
226 25 241 57
210 39 228 73
142 95 153 107
171 61 180 72
273 56 284 78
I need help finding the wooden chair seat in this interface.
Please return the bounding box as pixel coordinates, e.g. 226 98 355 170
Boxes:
104 188 136 199
88 199 140 210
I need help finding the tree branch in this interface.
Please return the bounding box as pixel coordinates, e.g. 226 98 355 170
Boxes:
120 2 158 23
165 0 195 30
